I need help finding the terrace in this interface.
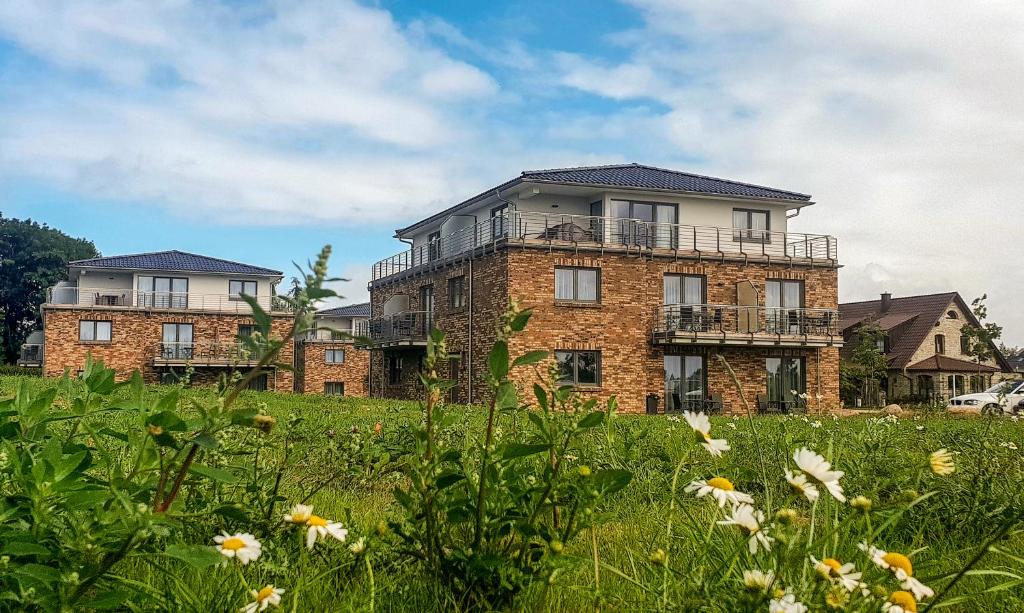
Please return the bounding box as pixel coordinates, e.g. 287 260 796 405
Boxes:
150 341 265 367
367 311 432 347
371 211 839 284
45 286 294 314
17 344 43 367
652 304 841 348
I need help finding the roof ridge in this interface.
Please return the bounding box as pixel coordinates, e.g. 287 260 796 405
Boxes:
70 250 281 276
839 291 958 306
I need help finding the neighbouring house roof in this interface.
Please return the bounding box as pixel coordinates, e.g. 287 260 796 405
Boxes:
395 163 812 236
906 355 1001 373
1008 355 1024 372
838 292 1013 372
317 302 370 318
70 250 282 277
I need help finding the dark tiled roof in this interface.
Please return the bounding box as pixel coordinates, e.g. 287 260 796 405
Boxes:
839 292 1012 371
521 164 811 202
317 302 370 317
1008 355 1024 372
395 163 811 236
906 355 1001 373
70 250 282 276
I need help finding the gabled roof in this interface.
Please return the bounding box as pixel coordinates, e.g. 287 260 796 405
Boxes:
70 250 282 277
906 355 1001 373
317 302 370 318
395 163 812 236
839 292 1012 371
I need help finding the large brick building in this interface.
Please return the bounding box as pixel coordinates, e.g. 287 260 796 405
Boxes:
368 164 843 414
295 303 371 396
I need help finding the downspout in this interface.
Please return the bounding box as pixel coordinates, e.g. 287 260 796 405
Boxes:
468 256 473 403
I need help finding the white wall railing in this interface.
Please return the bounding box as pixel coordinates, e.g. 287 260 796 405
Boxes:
45 287 294 313
371 212 838 281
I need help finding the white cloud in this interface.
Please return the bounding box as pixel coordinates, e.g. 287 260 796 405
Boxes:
552 0 1024 345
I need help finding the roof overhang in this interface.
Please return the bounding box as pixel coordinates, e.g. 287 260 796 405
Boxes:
69 264 283 280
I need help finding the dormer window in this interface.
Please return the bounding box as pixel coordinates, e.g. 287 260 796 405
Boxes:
946 310 958 319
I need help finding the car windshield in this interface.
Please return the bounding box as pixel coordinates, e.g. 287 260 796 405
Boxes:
983 381 1023 394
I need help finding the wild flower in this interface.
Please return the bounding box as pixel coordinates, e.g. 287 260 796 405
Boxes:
349 537 367 555
305 515 349 550
792 448 845 502
769 590 807 613
775 508 799 525
860 543 934 600
685 477 754 507
929 449 955 475
810 556 862 592
915 425 924 431
850 495 873 512
718 504 773 554
1000 441 1018 450
283 504 313 524
810 421 822 429
213 532 262 565
242 585 284 612
784 469 819 503
882 590 918 612
742 569 775 592
682 411 730 457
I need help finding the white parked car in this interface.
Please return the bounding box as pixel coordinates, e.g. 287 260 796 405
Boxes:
949 380 1024 414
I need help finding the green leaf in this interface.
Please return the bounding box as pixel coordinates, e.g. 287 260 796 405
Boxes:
53 450 88 482
494 381 518 409
147 410 186 431
488 341 509 380
1 542 52 558
510 309 532 332
79 590 132 610
188 464 239 483
14 563 60 587
512 350 548 368
229 407 259 426
593 469 633 494
154 389 180 414
436 471 465 489
576 411 606 429
501 443 551 460
192 432 219 449
213 504 251 523
240 294 271 332
162 544 223 570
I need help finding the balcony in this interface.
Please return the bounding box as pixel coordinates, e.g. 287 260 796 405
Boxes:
45 287 294 314
151 341 266 367
652 304 841 348
368 311 432 347
17 344 43 367
302 320 369 341
371 211 838 283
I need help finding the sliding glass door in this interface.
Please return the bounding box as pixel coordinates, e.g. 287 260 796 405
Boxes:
608 200 677 248
161 323 194 360
139 276 188 309
765 279 803 334
766 357 805 408
665 355 705 412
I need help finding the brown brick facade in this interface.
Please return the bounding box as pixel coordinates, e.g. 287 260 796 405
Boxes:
295 340 370 396
42 307 295 391
369 245 841 414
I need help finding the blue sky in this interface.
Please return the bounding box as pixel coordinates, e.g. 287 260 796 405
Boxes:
1 1 1022 344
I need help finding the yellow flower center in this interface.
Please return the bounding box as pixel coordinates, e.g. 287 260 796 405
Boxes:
888 590 917 612
221 537 245 551
822 558 842 576
883 552 913 576
694 429 711 443
307 515 328 527
707 477 734 491
256 586 275 602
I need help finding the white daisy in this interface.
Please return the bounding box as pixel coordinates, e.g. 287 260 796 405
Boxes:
305 515 349 550
859 543 934 600
929 449 955 476
241 585 284 612
742 569 775 592
682 411 730 457
718 504 773 554
769 590 807 613
213 532 262 565
881 590 918 613
283 503 313 524
785 469 819 503
809 555 862 592
685 477 754 508
792 448 845 502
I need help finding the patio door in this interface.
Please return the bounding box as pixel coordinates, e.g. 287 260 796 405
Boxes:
609 200 676 248
663 274 706 331
162 323 194 359
665 355 705 412
139 276 188 309
765 279 803 334
766 357 805 409
420 285 434 334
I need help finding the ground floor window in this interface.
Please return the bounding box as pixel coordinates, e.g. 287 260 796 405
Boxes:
325 382 345 396
555 350 600 386
247 374 268 391
766 357 805 407
387 355 404 385
664 355 705 412
946 374 966 397
969 374 986 393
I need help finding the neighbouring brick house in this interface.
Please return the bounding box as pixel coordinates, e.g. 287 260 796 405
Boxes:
368 163 843 414
36 250 295 391
294 303 371 396
839 292 1014 404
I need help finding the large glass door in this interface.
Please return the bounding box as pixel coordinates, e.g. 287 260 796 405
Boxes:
420 285 434 334
162 323 194 359
139 276 188 309
663 275 706 331
665 355 705 412
765 279 803 334
609 200 677 248
766 357 805 410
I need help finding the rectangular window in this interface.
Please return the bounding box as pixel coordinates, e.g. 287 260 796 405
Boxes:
387 355 403 385
79 320 112 342
665 355 705 412
137 276 188 309
325 382 345 396
555 350 600 386
161 323 194 360
663 274 705 305
325 349 346 364
247 374 268 391
229 280 258 299
732 208 770 242
935 334 946 355
238 324 257 338
554 267 599 303
448 276 467 309
490 204 508 240
427 231 442 261
960 335 970 354
766 357 806 407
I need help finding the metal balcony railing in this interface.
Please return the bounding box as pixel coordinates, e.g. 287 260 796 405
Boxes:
17 344 43 367
653 304 839 337
45 287 294 313
151 341 266 364
371 211 838 282
368 311 432 344
302 320 370 341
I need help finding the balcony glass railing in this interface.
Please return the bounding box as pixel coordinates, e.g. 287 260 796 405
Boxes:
371 212 838 281
654 304 839 337
45 287 295 313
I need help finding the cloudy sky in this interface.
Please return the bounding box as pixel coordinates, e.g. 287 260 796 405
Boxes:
1 0 1021 345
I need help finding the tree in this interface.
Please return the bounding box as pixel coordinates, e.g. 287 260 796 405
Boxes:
0 215 98 363
960 294 1003 386
840 322 888 406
